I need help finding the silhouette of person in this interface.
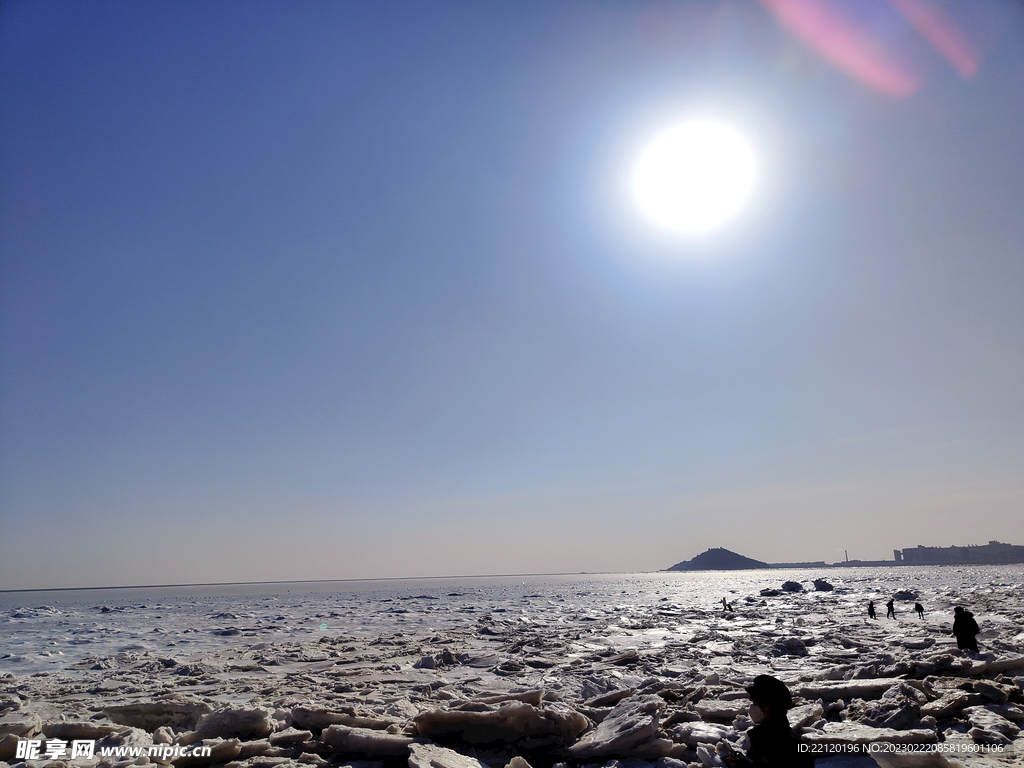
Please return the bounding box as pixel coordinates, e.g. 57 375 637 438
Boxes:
867 600 876 620
725 675 814 767
886 599 896 619
952 606 980 652
914 602 924 619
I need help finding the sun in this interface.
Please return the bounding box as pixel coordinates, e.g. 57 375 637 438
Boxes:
632 119 757 234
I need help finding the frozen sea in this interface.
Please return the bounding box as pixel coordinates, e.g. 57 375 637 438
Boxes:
3 565 1022 677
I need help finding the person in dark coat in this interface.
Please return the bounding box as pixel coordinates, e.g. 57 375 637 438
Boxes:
867 600 876 620
914 602 924 619
725 675 814 767
886 599 896 619
953 606 980 652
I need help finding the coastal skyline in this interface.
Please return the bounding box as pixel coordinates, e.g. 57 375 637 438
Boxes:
2 1 1023 590
6 536 1023 595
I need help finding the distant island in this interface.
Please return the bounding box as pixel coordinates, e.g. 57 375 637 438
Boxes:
666 541 1024 571
666 547 767 571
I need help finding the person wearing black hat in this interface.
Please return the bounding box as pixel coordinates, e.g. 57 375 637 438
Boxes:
725 674 813 767
952 606 980 652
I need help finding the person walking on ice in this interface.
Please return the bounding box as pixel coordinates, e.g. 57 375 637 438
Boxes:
725 675 814 767
886 599 896 619
953 606 980 652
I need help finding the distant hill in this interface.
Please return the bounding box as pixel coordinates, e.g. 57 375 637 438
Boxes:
666 547 768 571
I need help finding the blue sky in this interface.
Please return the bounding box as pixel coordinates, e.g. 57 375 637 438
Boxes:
2 1 1022 589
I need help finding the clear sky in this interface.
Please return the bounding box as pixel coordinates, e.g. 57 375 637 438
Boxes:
2 1 1022 590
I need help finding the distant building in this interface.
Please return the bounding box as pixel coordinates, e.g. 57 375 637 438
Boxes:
894 541 1024 565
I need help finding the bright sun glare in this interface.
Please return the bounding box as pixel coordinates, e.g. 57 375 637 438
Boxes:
632 119 757 235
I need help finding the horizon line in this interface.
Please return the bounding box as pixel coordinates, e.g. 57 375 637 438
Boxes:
0 561 966 594
0 570 633 595
5 542 1019 593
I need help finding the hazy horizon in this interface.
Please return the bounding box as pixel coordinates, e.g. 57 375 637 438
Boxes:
2 1 1023 591
7 546 1023 595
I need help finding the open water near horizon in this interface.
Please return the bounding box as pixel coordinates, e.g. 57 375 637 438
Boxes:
2 566 1022 676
